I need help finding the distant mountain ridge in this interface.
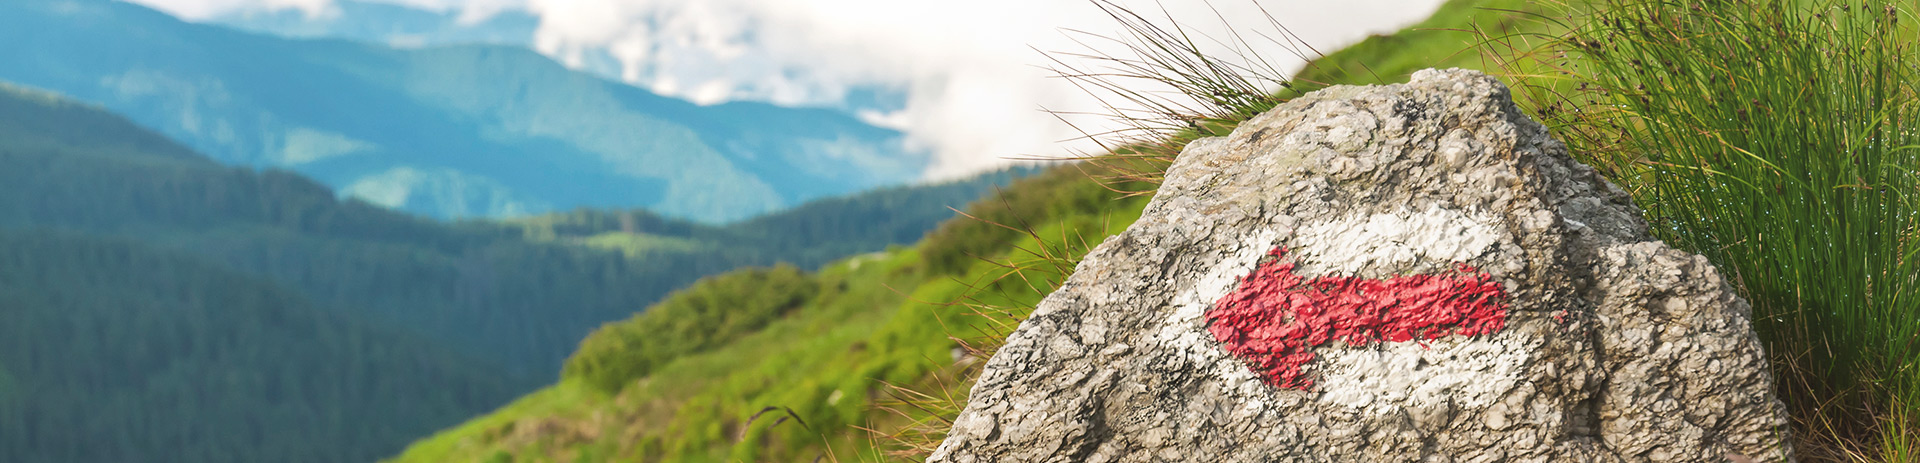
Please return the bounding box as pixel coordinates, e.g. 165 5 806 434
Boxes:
205 0 911 117
0 0 927 222
209 0 542 50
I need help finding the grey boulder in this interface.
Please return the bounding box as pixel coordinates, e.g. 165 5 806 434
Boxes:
930 69 1791 462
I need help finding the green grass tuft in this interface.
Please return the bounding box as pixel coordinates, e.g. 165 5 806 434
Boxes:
1541 0 1920 458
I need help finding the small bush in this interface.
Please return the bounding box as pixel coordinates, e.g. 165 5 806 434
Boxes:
918 166 1148 275
562 264 819 394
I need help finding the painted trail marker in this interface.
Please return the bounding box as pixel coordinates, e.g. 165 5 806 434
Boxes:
1206 247 1509 391
931 69 1791 463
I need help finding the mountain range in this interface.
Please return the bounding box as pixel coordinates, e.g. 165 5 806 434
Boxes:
205 0 912 117
0 0 927 222
210 0 543 50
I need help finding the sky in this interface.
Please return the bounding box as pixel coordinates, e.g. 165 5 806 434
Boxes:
125 0 1446 179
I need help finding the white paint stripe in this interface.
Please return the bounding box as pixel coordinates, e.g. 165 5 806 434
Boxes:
1290 204 1504 276
1315 331 1531 413
1296 206 1527 412
1154 229 1283 407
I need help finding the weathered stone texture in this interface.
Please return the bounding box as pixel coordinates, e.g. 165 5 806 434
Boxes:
929 69 1791 462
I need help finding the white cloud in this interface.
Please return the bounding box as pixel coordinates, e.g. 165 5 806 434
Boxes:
127 0 333 19
123 0 1445 179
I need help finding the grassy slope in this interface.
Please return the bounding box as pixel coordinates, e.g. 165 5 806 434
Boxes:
1290 0 1546 90
389 1 1558 461
392 167 1150 462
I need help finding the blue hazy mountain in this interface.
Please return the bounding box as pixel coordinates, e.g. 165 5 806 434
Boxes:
0 0 929 222
211 0 543 49
206 1 912 117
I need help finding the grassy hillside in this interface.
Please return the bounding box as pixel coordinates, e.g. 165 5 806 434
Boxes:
385 1 1564 461
389 165 1155 462
400 0 1920 460
0 0 922 221
0 82 1021 462
1286 0 1543 91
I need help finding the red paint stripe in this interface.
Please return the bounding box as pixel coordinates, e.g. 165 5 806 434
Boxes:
1205 247 1510 390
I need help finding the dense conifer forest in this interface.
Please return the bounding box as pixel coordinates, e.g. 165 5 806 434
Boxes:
0 230 517 463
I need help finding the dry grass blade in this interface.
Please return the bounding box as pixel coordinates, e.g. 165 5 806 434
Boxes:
866 189 1133 459
740 405 838 463
1039 0 1316 189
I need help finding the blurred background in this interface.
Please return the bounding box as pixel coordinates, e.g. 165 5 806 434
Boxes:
0 0 1438 461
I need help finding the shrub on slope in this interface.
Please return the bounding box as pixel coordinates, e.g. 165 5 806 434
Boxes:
564 265 820 394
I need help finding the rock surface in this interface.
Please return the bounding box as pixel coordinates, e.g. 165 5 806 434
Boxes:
929 69 1792 462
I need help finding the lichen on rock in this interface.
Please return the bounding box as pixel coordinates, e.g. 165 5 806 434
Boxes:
929 69 1792 462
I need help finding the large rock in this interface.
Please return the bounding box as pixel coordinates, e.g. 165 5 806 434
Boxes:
930 69 1791 462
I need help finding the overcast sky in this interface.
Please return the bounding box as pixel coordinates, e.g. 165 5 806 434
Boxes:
124 0 1445 179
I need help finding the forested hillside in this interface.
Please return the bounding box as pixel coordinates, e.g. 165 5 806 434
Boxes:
0 82 1020 462
0 230 516 463
500 169 1034 270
